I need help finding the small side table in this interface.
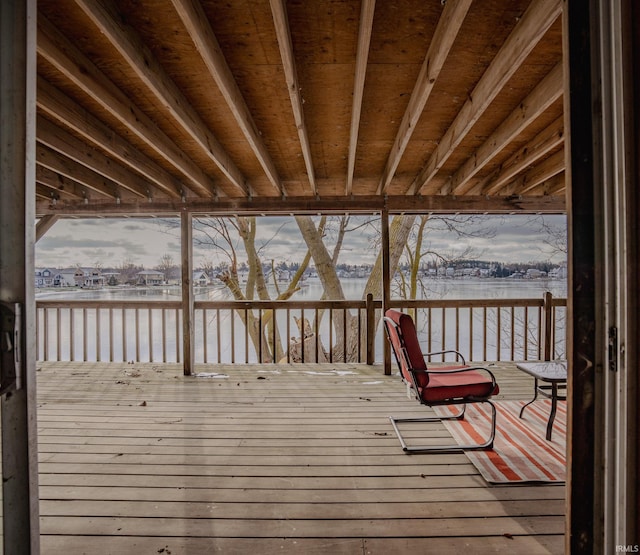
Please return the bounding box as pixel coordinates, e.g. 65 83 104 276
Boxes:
516 361 567 441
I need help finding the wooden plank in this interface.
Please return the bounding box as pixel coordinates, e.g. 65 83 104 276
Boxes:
346 0 375 195
39 498 565 519
181 212 194 374
476 115 565 196
269 0 316 195
378 0 473 194
35 193 567 217
37 461 478 478
40 535 564 555
34 361 565 551
39 514 565 537
446 62 564 196
170 0 279 196
37 15 218 198
35 214 59 242
410 0 562 194
37 77 182 199
37 115 148 199
39 484 565 503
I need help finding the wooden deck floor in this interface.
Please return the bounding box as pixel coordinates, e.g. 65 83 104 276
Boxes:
36 361 565 554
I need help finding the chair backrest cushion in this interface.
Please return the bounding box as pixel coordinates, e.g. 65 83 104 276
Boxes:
384 309 428 387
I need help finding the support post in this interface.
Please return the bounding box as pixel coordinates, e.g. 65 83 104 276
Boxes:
181 211 194 375
543 291 553 360
35 214 59 242
564 1 598 551
381 208 391 375
0 0 40 551
365 293 375 365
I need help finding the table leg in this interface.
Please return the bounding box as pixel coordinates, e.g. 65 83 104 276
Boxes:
546 382 558 441
519 377 539 418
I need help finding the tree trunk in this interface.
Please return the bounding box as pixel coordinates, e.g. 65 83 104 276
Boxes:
298 214 417 362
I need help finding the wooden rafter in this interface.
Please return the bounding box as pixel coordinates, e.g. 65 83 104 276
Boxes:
75 0 250 198
37 16 218 199
36 166 86 201
36 144 119 200
377 0 472 195
171 0 282 197
408 0 562 195
503 148 565 195
37 115 150 200
37 77 182 199
524 172 565 196
269 0 316 196
346 0 376 196
443 62 563 196
477 115 564 195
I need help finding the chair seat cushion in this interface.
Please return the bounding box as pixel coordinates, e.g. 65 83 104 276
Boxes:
419 369 499 403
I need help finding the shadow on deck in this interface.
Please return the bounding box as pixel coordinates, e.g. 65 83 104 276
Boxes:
36 361 565 554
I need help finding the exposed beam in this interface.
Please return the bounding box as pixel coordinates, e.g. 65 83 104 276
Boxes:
523 172 565 196
36 194 566 218
409 0 562 195
503 149 565 196
444 62 563 196
37 115 150 200
37 15 218 198
35 214 59 242
74 0 250 198
37 77 182 199
346 0 376 196
269 0 317 195
36 165 86 201
171 0 282 197
475 115 565 195
377 0 472 195
36 144 119 200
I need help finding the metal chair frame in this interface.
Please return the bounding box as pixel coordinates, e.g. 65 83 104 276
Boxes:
384 312 498 454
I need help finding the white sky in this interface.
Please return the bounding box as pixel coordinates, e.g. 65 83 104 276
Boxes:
35 214 567 270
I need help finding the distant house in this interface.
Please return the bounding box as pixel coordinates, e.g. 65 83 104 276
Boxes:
526 268 547 279
548 264 567 280
74 268 105 288
35 268 54 288
192 271 209 286
136 270 164 286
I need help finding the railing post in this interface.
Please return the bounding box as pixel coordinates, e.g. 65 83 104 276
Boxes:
181 211 194 375
381 208 391 375
543 291 553 360
366 293 375 365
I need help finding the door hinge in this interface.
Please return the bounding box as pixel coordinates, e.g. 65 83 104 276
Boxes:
608 326 618 372
0 302 22 395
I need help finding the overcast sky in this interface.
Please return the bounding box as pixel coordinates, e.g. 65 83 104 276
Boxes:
35 214 567 270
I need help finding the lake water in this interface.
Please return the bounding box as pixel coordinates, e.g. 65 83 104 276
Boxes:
36 277 567 301
36 278 567 364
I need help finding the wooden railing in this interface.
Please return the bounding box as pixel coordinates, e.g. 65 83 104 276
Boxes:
36 294 566 365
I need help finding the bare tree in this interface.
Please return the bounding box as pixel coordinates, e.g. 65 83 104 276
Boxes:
156 253 178 282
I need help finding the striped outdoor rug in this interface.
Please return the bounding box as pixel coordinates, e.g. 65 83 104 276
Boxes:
435 400 566 483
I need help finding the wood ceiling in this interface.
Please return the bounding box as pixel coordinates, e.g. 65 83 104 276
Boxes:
35 0 565 217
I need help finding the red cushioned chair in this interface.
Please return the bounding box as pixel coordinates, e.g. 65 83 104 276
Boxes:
383 309 499 453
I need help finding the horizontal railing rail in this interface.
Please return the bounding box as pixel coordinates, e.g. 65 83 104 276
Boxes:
390 294 566 362
36 294 567 365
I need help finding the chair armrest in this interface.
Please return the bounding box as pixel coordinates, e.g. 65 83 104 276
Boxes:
428 365 498 389
422 349 466 365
